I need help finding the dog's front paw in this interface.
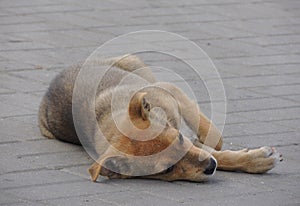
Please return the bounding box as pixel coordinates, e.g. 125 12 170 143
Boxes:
240 146 283 174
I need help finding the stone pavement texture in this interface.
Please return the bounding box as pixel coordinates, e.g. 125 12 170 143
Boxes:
0 0 300 205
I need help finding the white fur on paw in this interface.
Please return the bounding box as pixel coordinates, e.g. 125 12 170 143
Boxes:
261 146 273 157
243 146 283 173
261 146 283 165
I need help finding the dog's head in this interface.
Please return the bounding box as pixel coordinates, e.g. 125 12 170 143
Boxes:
89 92 217 182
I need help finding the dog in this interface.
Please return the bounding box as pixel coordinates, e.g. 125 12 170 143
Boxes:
38 55 283 182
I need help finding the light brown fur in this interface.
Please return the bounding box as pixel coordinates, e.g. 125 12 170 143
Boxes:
39 54 282 182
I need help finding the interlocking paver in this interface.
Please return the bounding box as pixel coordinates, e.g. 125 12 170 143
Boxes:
0 0 299 205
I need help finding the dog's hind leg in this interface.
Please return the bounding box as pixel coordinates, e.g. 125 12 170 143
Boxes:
38 97 56 139
103 54 156 83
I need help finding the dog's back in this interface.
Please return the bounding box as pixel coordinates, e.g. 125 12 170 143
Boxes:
38 55 156 145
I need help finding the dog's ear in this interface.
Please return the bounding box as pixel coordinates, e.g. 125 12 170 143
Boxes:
128 92 151 121
88 161 101 182
88 156 130 182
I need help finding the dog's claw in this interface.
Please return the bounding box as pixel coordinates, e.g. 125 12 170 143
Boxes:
267 146 283 165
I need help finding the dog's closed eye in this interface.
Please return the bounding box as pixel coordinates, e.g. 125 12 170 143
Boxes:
165 165 175 173
178 132 184 145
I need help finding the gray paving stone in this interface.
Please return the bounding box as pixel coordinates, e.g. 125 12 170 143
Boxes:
236 34 300 47
267 43 300 54
0 59 35 71
222 121 294 138
223 73 300 88
0 9 14 17
0 115 41 142
36 12 116 29
0 0 54 8
0 169 85 190
0 0 299 205
0 50 60 68
0 41 53 52
0 73 45 92
16 31 93 48
247 84 300 96
106 174 290 204
226 97 298 113
222 113 256 125
207 2 291 19
41 195 117 206
0 148 91 174
0 103 30 119
0 92 41 114
8 69 60 85
273 118 300 131
218 63 300 77
198 38 284 58
220 85 268 100
0 87 14 94
6 180 126 202
2 201 49 206
191 190 298 206
45 190 182 206
0 191 24 205
45 47 93 67
223 131 299 149
218 19 299 37
283 94 300 103
223 54 300 67
0 28 26 39
4 4 92 17
47 29 114 46
59 165 91 180
0 14 45 26
189 22 256 39
237 107 300 122
0 139 83 158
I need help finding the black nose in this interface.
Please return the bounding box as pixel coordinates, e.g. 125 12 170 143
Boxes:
204 158 217 175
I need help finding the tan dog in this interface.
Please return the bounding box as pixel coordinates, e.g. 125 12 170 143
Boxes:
39 55 282 182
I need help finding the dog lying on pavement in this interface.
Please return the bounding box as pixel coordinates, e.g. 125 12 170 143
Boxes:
38 55 283 182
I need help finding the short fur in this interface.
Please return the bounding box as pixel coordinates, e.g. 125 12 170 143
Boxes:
39 55 282 182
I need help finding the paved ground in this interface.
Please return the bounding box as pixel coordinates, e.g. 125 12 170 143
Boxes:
1 0 300 205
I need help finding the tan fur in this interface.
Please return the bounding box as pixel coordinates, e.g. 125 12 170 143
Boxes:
39 54 282 182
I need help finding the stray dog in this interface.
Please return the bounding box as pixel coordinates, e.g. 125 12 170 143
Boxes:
39 55 283 182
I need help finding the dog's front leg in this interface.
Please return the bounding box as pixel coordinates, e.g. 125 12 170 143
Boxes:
212 146 283 173
154 82 223 151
